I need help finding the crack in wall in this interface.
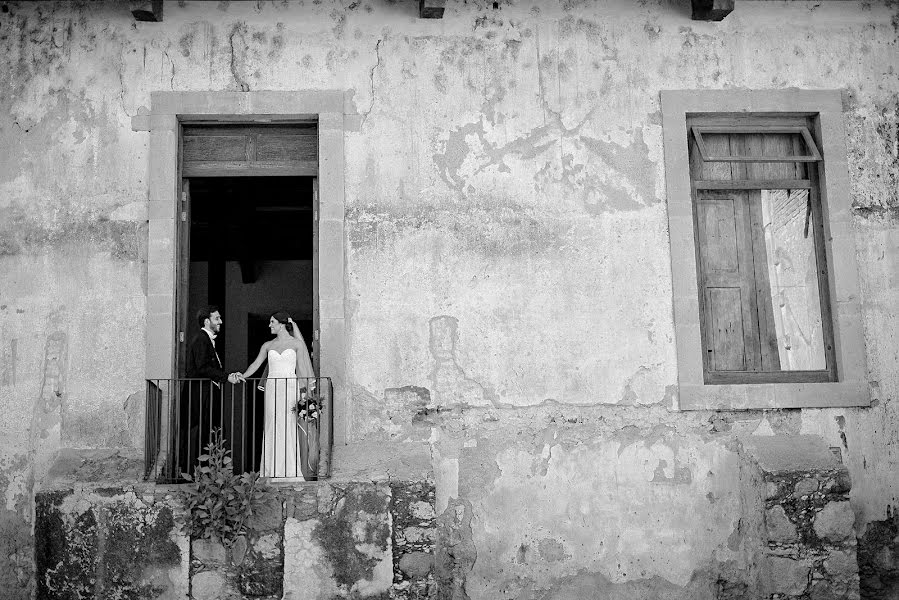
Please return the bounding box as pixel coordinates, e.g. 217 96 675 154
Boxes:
362 37 383 125
162 49 175 91
229 23 250 92
115 53 134 118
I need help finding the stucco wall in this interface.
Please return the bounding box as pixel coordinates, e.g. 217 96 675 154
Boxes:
0 1 897 598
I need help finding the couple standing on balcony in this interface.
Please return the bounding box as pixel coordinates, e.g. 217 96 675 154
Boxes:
182 306 315 480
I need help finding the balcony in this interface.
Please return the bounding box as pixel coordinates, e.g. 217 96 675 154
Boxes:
144 377 333 483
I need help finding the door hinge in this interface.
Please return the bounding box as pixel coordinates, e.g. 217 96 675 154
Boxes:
314 330 320 341
181 211 187 222
179 331 185 343
181 191 188 203
313 209 318 221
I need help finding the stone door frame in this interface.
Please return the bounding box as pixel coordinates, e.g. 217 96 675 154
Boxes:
137 91 348 446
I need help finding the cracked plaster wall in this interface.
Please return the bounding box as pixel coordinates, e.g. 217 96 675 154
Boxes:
0 0 897 598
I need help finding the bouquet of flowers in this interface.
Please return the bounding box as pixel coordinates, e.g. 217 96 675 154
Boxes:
292 379 322 478
293 381 320 423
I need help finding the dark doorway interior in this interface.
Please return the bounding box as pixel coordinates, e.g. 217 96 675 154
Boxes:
185 176 314 471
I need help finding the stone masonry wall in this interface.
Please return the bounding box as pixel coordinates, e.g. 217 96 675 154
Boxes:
764 469 858 599
744 435 862 600
35 475 437 600
35 487 188 599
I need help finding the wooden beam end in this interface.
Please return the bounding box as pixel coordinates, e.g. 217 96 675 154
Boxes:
691 0 734 21
131 0 163 22
419 0 446 19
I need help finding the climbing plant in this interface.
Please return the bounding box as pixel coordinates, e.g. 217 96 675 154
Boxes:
180 428 269 547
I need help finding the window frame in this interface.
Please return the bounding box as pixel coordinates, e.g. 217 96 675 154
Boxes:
661 90 868 410
688 115 837 385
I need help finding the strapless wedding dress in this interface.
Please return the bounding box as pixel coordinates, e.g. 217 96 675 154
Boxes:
262 348 304 479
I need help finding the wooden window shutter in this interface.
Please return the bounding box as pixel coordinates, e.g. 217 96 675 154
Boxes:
694 192 762 372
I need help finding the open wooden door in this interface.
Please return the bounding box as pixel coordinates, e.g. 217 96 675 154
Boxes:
176 178 191 378
312 177 320 375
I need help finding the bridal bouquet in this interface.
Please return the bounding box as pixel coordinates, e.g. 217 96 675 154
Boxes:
293 382 321 423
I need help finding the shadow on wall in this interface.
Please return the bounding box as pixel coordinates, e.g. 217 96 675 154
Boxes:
858 508 899 600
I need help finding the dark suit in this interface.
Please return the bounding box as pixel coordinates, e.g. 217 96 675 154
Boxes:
177 330 227 478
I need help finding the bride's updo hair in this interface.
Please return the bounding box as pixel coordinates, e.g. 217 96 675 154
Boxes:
271 311 293 333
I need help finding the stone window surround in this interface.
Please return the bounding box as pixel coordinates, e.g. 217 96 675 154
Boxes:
139 91 349 445
660 89 868 410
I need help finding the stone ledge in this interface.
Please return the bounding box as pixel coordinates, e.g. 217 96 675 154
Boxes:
42 448 145 490
330 441 433 483
740 435 845 476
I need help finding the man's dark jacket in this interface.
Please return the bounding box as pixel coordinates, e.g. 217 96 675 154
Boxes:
186 330 227 382
177 331 226 477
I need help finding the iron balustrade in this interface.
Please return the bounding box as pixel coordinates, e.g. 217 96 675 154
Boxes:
144 377 332 483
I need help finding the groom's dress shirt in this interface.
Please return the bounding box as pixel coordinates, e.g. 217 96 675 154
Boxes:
202 327 223 369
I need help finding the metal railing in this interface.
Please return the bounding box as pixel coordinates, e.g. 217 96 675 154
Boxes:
144 377 332 483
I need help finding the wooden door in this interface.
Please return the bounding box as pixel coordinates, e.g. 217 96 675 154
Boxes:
176 178 191 378
695 190 781 375
312 177 320 375
695 191 760 372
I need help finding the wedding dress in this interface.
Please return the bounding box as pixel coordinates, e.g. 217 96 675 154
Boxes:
262 348 304 479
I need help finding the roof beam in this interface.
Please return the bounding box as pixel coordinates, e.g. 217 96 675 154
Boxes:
419 0 446 19
691 0 734 21
130 0 163 22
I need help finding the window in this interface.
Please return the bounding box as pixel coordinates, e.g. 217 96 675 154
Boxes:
688 117 836 384
661 90 868 410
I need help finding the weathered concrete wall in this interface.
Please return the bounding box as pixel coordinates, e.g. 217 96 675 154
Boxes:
1 1 898 598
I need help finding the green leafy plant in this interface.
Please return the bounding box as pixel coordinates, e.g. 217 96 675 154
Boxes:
181 428 269 547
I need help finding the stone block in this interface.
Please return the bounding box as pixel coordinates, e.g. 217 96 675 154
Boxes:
35 490 186 599
793 477 819 498
807 579 844 600
283 518 328 599
767 557 811 596
246 496 283 532
824 549 857 579
231 535 247 567
286 487 319 520
236 527 283 598
766 481 784 501
742 435 843 473
193 538 227 566
239 559 282 597
399 551 434 579
411 500 436 521
317 484 392 595
252 533 281 559
825 471 852 494
766 505 798 543
192 570 229 600
814 501 856 543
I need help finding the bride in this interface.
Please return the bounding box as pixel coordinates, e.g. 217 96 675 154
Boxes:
239 312 315 479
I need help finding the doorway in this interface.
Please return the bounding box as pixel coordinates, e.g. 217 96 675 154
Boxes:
185 176 315 372
175 122 319 474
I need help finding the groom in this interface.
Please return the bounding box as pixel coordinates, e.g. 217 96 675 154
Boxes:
177 305 242 478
